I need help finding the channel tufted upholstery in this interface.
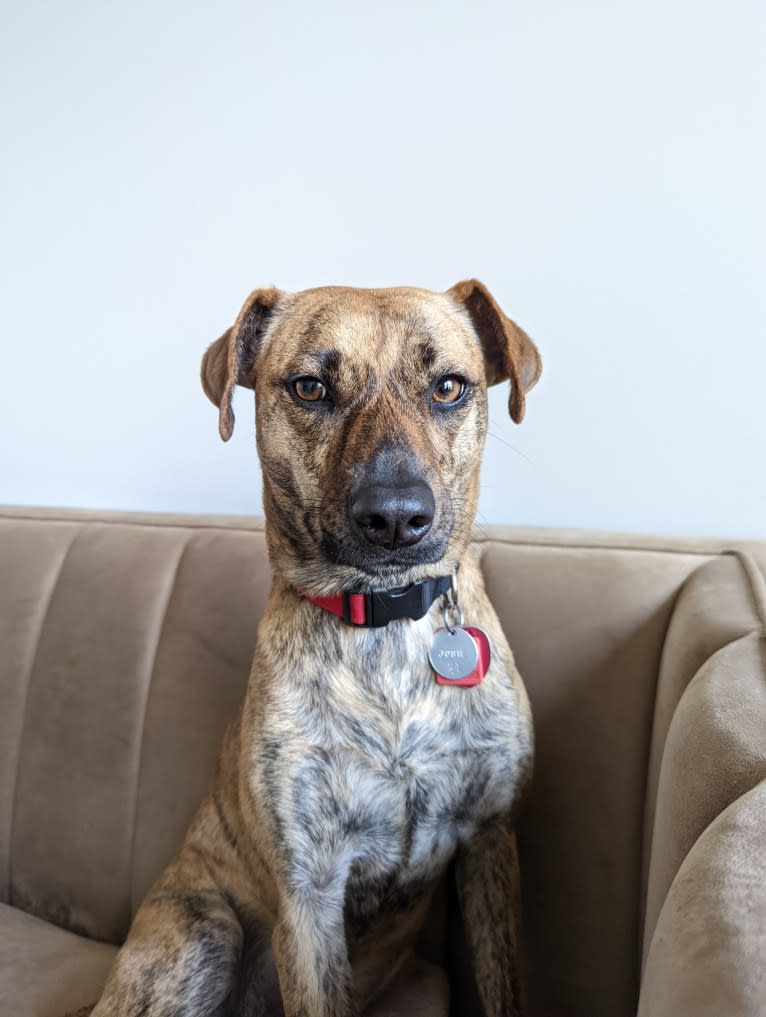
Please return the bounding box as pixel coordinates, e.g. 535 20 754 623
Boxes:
1 506 764 1016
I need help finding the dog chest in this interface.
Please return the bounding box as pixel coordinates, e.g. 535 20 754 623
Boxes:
252 610 530 917
276 673 524 893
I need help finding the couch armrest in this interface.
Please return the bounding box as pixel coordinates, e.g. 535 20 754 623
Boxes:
639 775 766 1016
639 551 766 1017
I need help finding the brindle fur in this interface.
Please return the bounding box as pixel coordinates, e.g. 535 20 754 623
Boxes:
82 280 541 1017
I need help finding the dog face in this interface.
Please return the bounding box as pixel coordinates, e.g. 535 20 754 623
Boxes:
202 281 541 593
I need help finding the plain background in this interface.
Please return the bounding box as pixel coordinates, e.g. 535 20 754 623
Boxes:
2 0 764 537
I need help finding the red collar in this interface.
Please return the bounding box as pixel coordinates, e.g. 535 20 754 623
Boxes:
302 575 453 628
304 591 368 625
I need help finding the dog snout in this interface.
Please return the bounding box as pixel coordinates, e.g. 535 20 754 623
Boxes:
350 479 435 549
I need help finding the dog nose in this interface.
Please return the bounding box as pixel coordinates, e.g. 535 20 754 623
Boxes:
350 481 435 549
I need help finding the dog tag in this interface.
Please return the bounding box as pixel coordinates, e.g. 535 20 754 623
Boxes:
431 625 492 687
429 625 479 682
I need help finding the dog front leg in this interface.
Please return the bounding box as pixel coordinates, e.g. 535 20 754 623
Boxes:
455 817 526 1017
273 874 358 1017
91 883 242 1017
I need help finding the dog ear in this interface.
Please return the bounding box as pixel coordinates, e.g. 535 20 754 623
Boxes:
447 279 542 424
201 287 282 441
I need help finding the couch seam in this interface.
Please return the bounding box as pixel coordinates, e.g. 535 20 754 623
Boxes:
0 512 265 534
125 534 191 926
472 538 716 557
723 550 766 638
635 574 689 973
5 525 83 905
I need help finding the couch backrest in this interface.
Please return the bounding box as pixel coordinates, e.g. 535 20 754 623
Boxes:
2 507 763 1017
0 509 268 945
479 535 702 1017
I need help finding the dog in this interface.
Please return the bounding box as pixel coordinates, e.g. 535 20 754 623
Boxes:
80 279 541 1017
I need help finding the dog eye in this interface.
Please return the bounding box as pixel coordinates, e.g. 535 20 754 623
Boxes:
292 377 329 403
432 376 466 405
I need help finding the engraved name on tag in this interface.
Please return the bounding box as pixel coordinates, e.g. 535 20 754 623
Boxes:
428 626 479 681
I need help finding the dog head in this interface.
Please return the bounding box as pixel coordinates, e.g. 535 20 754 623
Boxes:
201 281 541 594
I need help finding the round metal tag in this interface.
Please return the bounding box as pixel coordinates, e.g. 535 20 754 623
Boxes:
428 625 479 681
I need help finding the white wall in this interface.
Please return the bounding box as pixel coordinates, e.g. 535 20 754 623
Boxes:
2 0 764 537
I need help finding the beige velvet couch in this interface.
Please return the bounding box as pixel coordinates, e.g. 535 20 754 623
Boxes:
1 506 765 1017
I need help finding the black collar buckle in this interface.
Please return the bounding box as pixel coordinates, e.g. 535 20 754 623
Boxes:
343 574 453 627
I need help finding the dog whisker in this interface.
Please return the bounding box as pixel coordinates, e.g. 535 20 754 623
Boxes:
486 428 534 465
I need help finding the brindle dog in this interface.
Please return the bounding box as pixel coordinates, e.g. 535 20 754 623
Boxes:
82 279 541 1017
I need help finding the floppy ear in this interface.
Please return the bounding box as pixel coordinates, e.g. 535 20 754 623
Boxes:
448 278 542 424
201 286 282 441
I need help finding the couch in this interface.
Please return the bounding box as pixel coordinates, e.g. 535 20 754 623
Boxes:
1 505 765 1017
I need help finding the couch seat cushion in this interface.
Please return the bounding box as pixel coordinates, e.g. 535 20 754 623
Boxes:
0 903 116 1017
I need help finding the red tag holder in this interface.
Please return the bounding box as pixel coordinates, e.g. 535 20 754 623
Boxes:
434 626 491 687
